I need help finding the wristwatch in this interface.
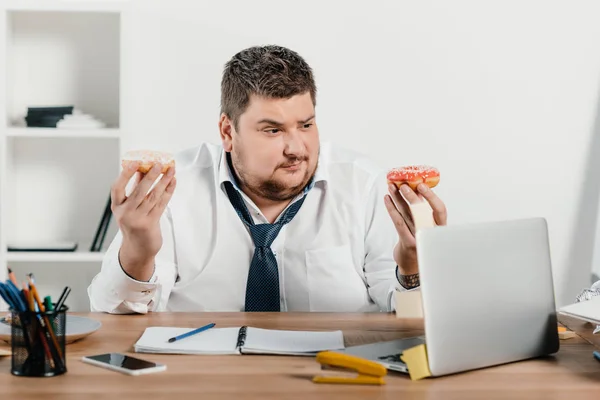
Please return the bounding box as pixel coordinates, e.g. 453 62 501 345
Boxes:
396 265 420 289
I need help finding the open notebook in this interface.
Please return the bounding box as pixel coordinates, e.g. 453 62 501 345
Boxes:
134 326 345 356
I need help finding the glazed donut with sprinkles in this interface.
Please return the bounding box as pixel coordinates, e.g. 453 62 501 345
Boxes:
387 165 440 191
121 150 175 174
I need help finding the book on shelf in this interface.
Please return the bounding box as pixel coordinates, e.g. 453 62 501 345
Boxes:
90 194 112 252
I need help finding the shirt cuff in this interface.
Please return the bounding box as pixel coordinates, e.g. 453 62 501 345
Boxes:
110 255 159 305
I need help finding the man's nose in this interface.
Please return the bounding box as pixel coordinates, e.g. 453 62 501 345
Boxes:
283 129 305 157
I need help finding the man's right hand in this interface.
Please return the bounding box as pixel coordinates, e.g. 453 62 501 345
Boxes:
110 162 177 281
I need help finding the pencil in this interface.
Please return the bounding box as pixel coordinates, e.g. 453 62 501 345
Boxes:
22 284 55 369
55 287 71 312
27 280 64 365
7 267 18 287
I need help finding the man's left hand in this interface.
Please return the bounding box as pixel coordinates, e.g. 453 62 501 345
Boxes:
384 182 448 275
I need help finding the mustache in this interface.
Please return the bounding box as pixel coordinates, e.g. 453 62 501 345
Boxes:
277 156 309 168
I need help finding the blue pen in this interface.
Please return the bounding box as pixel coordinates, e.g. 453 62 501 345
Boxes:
0 282 26 312
594 351 600 362
0 284 16 309
168 323 216 343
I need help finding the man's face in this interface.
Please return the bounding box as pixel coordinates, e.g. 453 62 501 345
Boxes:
224 92 319 201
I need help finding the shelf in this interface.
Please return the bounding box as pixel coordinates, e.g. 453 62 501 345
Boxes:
3 1 126 12
6 127 120 139
5 138 119 254
6 11 121 130
6 250 105 263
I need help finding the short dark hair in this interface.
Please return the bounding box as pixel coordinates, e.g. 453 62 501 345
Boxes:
220 45 317 130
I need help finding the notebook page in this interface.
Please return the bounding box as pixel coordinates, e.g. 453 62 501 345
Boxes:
134 327 241 355
241 328 345 355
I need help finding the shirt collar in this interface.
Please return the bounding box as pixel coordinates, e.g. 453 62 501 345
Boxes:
218 147 328 194
218 150 241 191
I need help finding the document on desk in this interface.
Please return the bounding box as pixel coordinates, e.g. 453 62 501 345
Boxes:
134 326 345 356
558 296 600 325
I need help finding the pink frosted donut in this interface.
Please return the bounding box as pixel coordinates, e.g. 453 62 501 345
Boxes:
121 150 175 174
387 165 440 190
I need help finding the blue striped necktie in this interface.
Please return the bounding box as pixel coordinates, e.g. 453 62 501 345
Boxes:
224 182 306 312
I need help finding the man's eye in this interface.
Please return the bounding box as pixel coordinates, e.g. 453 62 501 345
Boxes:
303 123 313 129
265 128 280 134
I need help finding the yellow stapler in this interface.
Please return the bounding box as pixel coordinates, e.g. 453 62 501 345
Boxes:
312 351 387 385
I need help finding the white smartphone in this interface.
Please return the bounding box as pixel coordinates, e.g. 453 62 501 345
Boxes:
81 353 166 376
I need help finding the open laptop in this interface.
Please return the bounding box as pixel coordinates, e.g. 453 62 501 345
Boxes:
342 217 559 377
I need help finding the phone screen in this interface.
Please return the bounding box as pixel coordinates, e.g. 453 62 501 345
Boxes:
85 353 160 370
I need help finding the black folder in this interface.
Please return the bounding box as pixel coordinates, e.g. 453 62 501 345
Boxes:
90 194 112 252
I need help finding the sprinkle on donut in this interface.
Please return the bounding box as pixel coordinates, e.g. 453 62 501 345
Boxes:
121 149 175 174
387 165 440 190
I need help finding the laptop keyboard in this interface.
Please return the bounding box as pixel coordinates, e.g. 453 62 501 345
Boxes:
378 353 404 363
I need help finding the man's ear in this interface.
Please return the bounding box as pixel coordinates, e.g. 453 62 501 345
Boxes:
219 113 234 152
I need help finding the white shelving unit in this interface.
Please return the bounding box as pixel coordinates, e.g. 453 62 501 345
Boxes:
6 127 121 139
0 1 129 311
4 1 127 12
6 249 106 263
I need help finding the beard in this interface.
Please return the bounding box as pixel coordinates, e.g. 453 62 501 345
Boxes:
229 151 317 202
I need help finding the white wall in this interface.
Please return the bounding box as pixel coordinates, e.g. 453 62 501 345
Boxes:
118 0 600 307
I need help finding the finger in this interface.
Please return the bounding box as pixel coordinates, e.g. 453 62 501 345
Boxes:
111 162 140 206
128 163 164 208
133 171 143 187
416 183 447 226
149 177 177 219
123 172 143 199
388 184 414 230
384 194 415 240
139 166 176 214
397 183 423 205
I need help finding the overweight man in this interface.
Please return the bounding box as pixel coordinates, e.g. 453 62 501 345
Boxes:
88 45 448 313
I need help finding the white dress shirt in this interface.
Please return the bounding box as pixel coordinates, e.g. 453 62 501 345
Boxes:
87 142 407 313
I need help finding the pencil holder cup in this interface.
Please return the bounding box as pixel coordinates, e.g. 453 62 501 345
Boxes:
9 305 68 377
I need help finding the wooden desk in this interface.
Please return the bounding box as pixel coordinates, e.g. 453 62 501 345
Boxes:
1 313 599 399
